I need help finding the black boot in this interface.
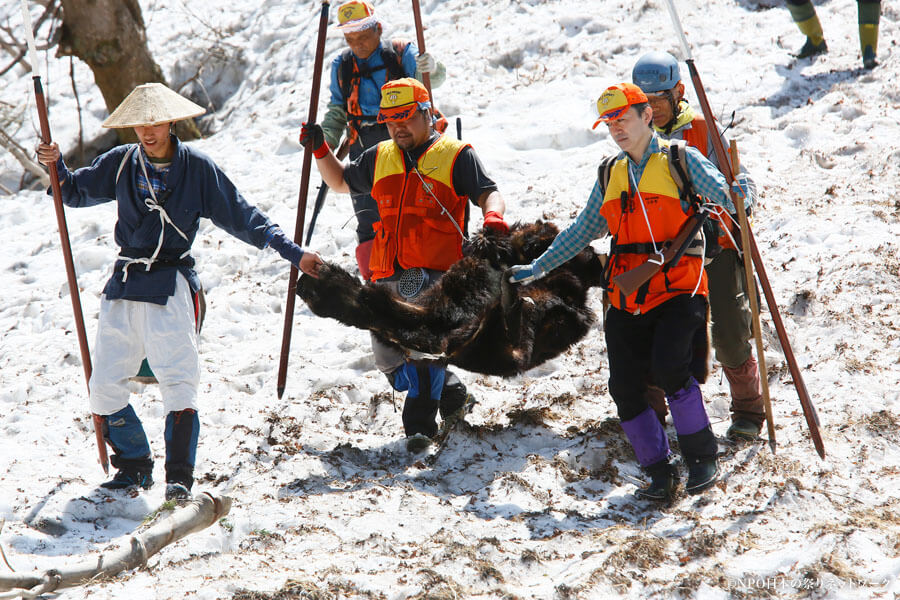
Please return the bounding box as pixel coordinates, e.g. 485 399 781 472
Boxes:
635 457 679 501
677 424 719 494
794 37 827 58
684 455 719 494
101 455 154 490
164 409 199 501
101 406 154 490
438 370 475 422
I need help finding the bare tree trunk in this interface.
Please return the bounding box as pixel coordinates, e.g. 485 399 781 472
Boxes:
56 0 200 143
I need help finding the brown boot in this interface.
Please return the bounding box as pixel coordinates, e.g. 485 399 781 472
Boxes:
723 356 765 439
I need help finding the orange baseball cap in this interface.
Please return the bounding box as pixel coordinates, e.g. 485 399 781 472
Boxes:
336 1 377 32
592 83 649 128
376 78 432 123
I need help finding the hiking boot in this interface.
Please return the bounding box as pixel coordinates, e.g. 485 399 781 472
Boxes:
101 461 154 491
862 47 877 70
685 456 719 495
635 458 679 502
794 37 827 59
165 482 192 502
405 433 432 453
727 418 762 441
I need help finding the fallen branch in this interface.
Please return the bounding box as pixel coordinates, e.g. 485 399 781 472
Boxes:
0 493 232 597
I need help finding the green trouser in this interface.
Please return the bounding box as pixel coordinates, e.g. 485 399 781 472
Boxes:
706 248 753 370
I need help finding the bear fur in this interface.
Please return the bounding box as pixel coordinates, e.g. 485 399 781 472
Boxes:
296 221 609 377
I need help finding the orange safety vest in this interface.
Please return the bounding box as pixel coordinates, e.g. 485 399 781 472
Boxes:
600 143 708 314
369 135 470 281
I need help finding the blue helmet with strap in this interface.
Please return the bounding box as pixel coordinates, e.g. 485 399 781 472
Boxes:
632 51 681 93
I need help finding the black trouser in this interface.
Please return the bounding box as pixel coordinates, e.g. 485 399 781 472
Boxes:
605 294 708 422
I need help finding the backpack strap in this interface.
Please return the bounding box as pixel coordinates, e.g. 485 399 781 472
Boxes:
595 154 618 197
338 48 355 106
384 39 411 81
665 139 694 200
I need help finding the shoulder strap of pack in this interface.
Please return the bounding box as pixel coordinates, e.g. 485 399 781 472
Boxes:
383 39 410 80
665 139 695 200
339 48 356 104
595 154 618 197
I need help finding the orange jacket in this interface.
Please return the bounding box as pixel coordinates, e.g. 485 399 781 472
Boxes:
369 135 470 280
600 144 707 313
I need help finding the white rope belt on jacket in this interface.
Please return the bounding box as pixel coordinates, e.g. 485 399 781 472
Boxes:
119 151 190 282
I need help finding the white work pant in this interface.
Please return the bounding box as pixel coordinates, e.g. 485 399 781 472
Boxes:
89 274 200 415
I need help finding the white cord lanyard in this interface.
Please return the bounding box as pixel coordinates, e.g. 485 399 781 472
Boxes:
410 166 467 241
627 163 665 266
118 150 189 282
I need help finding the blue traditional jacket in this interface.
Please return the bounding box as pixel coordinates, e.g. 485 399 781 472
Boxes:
53 137 280 304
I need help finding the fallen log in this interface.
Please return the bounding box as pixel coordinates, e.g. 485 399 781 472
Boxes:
0 493 232 598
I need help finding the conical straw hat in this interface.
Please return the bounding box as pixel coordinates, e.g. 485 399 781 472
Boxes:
102 82 205 128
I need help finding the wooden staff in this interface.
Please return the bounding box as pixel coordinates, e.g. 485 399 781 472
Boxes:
20 0 108 473
663 0 825 458
277 0 331 398
730 141 776 452
411 0 434 106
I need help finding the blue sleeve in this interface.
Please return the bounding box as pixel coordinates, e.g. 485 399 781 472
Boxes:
684 146 735 213
200 159 275 249
400 41 419 77
53 147 130 208
533 180 609 276
328 54 345 106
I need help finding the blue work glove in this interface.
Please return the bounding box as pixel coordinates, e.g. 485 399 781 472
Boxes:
731 180 748 200
507 263 544 285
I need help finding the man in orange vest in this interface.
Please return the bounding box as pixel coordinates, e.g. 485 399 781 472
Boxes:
301 78 508 451
632 52 765 442
320 1 445 281
509 83 737 501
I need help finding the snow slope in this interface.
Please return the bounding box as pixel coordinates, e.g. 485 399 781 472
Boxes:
1 0 899 598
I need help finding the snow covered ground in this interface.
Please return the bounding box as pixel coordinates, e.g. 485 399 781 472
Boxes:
1 0 899 598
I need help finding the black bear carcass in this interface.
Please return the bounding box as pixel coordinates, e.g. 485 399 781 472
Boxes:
296 221 608 377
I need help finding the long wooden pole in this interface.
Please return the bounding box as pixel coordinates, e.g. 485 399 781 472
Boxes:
410 0 433 106
663 0 825 458
730 141 776 452
20 0 108 473
277 0 331 398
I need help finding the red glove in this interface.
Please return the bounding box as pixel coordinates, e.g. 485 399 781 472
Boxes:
483 210 509 234
299 122 329 159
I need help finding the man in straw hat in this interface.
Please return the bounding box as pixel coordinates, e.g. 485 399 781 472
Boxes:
37 82 323 500
508 83 740 502
320 0 445 282
300 77 508 452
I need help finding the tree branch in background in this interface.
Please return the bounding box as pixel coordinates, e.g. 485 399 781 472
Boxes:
0 126 50 189
0 0 59 76
69 56 84 164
